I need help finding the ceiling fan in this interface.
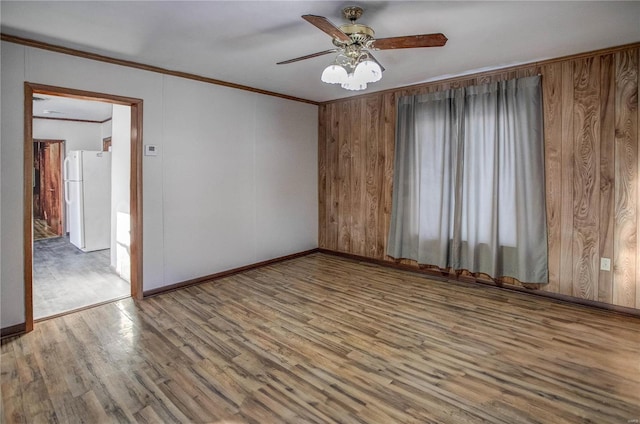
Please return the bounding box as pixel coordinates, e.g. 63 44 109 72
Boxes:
277 6 447 91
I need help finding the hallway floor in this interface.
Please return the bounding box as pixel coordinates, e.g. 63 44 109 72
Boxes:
33 236 130 319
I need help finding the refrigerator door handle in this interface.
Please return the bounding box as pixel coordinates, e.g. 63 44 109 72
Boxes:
63 156 71 204
63 156 70 181
64 180 71 204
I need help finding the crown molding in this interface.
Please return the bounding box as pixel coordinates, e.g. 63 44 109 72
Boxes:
1 33 319 106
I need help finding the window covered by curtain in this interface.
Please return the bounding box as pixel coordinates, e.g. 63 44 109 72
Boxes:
387 76 548 283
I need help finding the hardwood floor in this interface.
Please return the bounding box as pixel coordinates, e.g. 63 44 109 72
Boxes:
2 253 639 423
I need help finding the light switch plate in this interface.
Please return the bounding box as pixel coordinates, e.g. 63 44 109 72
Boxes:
600 257 611 272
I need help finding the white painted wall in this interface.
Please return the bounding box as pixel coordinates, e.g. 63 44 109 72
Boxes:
33 119 103 152
110 104 131 280
0 41 318 328
162 76 318 282
1 42 27 327
101 118 112 143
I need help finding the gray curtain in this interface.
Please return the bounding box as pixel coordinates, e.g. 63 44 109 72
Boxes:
388 76 548 283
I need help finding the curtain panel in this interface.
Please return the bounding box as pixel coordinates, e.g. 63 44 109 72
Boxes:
388 76 548 283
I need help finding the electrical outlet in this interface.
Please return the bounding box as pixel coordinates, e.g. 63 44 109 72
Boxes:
600 257 611 272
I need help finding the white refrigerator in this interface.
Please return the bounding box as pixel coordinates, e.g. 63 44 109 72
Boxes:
63 150 112 252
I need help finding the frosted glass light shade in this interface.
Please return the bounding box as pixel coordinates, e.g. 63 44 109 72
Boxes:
341 74 367 91
354 60 382 83
321 65 348 84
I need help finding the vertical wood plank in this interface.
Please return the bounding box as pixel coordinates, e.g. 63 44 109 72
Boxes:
613 49 638 307
559 61 576 296
326 103 339 251
381 92 396 261
318 106 327 249
349 99 365 255
598 54 616 303
637 48 640 310
572 57 601 300
338 101 352 252
358 98 368 256
541 62 563 293
42 142 63 235
376 94 390 259
490 71 510 84
365 96 381 258
516 66 540 79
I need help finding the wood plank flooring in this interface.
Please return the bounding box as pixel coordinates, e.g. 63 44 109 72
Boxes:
2 253 639 423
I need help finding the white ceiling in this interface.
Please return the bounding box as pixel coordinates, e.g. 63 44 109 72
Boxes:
33 94 113 122
2 1 640 104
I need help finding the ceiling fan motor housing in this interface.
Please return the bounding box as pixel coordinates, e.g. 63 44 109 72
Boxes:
339 24 374 44
342 6 364 22
335 6 374 46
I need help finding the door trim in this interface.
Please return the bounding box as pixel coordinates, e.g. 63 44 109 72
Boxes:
24 82 144 332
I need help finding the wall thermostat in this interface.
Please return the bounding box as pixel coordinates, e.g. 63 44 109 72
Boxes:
144 145 158 156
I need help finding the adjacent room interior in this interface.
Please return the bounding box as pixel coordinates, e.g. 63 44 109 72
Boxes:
31 95 132 319
1 1 639 423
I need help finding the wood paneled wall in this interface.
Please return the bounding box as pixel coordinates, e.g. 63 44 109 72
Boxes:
318 43 640 309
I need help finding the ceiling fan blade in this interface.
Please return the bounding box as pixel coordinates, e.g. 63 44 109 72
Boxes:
372 33 448 50
302 15 352 43
277 49 338 65
367 52 386 73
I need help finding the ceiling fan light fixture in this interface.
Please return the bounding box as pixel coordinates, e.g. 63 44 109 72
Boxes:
321 64 348 84
341 74 368 91
281 7 447 93
354 59 382 83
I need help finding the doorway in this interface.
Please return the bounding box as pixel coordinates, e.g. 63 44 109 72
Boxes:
24 83 143 332
33 139 64 240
